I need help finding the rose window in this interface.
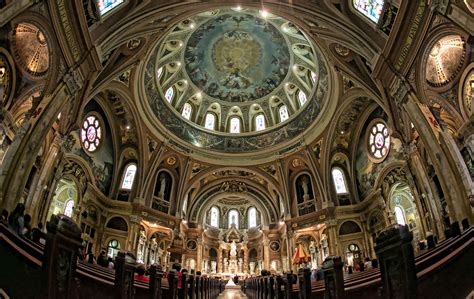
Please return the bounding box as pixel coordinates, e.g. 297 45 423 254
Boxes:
81 115 103 152
368 121 390 160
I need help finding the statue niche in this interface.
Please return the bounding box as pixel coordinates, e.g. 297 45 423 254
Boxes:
295 174 316 215
152 171 172 213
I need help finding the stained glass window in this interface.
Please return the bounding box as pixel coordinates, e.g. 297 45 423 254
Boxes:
353 0 384 23
182 103 193 120
165 87 174 103
81 115 102 152
279 105 289 122
121 164 137 190
311 71 317 83
210 207 219 227
332 168 348 194
98 0 124 16
204 113 216 130
64 200 74 217
228 210 239 228
248 207 257 228
255 114 266 131
368 121 390 160
394 206 406 226
157 67 163 79
230 117 241 133
298 90 307 106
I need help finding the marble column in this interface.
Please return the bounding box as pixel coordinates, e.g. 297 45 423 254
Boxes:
196 237 203 272
263 237 270 270
243 246 248 274
217 246 223 273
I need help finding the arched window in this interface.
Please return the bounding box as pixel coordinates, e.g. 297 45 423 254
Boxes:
157 67 164 79
394 206 406 226
255 114 266 131
98 0 124 16
81 114 103 152
298 90 307 106
210 207 219 227
230 117 241 133
332 168 348 194
165 87 174 103
182 102 193 120
279 105 290 122
64 200 74 217
120 164 137 190
228 210 239 228
204 113 216 130
248 207 257 228
107 239 121 258
353 0 384 23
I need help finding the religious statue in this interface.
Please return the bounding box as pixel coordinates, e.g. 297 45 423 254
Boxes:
301 176 310 201
211 261 217 273
223 257 229 273
249 262 255 275
230 240 237 257
309 240 318 269
238 258 243 273
159 173 167 198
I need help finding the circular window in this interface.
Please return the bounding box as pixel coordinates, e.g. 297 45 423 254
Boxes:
367 120 390 162
81 114 103 152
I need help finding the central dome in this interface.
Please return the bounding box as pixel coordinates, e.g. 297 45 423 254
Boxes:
141 6 334 160
184 12 290 102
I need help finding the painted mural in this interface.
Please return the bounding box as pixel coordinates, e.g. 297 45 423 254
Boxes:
184 12 290 102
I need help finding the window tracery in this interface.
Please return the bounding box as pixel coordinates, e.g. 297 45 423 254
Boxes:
368 121 390 161
81 114 103 153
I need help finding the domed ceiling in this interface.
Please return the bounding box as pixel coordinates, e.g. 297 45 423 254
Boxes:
141 7 332 156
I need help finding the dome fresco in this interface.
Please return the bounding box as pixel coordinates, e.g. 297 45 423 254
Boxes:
184 13 290 102
143 7 330 153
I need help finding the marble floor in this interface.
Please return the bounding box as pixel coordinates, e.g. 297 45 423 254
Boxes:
217 289 248 299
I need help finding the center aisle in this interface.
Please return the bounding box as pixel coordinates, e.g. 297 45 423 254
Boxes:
217 289 248 299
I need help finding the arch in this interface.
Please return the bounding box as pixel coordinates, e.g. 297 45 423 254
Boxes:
332 167 349 194
120 163 137 190
339 220 362 235
47 178 78 221
106 216 128 231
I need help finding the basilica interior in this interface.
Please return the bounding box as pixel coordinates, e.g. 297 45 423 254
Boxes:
0 0 473 287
